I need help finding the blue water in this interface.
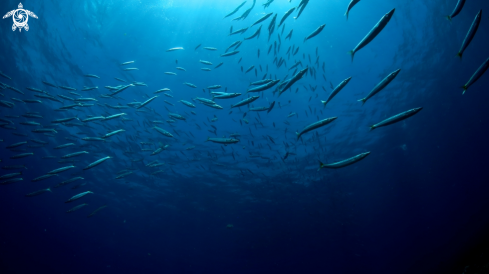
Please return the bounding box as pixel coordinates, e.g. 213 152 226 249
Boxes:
1 0 489 273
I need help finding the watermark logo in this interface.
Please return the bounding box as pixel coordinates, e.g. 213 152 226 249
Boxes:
3 3 38 32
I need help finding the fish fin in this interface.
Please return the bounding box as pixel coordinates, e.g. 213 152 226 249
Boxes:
318 161 324 171
461 85 467 94
358 98 366 105
348 50 355 62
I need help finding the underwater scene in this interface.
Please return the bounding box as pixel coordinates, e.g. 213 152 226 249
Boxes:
1 0 489 273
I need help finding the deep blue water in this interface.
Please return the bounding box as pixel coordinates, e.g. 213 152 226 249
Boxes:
1 0 489 273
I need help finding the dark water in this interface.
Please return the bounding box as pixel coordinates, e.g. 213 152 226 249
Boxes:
1 0 489 273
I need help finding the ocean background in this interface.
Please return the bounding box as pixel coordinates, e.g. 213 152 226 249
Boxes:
1 0 489 273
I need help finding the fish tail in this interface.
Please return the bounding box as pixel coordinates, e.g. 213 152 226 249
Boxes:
345 11 349 20
47 188 52 192
318 161 324 171
205 137 209 142
461 85 467 94
445 15 452 22
358 98 366 105
348 50 355 62
321 100 327 108
457 52 462 59
369 125 375 131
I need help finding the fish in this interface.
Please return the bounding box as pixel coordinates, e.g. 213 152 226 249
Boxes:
54 143 75 149
123 68 139 71
296 117 337 139
42 81 57 88
229 27 248 36
47 165 75 174
462 57 489 93
137 96 158 109
285 29 293 40
249 107 269 111
267 101 275 113
245 65 255 74
183 82 197 88
203 47 217 51
66 203 88 213
212 93 241 99
81 86 98 91
61 151 89 159
345 0 361 20
59 86 77 91
349 9 395 62
154 88 171 93
195 44 201 50
166 47 184 52
278 7 295 27
54 177 84 188
221 51 240 57
358 69 400 105
206 137 240 145
304 24 325 42
231 96 259 108
251 79 273 86
32 174 58 182
296 0 310 20
457 10 482 59
83 157 111 170
0 71 12 80
370 107 423 130
215 62 224 69
104 113 126 120
278 68 308 96
224 1 247 19
25 188 52 197
0 178 23 185
446 0 466 21
201 68 212 71
87 205 107 218
114 77 126 82
120 61 134 65
179 100 196 108
251 13 273 28
65 191 93 203
176 67 186 71
164 72 177 75
6 141 28 149
154 127 174 138
321 77 352 107
0 172 22 180
247 80 280 93
10 153 34 159
82 116 105 123
102 129 125 138
201 60 213 66
84 74 100 78
244 25 262 40
318 152 370 170
207 85 222 90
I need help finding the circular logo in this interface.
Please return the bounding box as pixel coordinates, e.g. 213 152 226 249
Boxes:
13 9 28 27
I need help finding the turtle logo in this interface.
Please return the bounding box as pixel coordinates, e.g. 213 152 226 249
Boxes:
3 3 38 32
